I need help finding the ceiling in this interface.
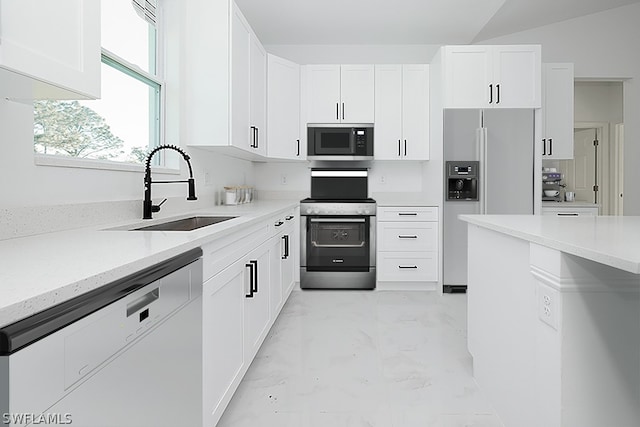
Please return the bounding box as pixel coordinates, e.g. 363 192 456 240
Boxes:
234 0 640 45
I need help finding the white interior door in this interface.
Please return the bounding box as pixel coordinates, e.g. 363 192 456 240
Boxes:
568 129 598 204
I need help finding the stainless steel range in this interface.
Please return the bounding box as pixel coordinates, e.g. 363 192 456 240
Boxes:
300 168 376 290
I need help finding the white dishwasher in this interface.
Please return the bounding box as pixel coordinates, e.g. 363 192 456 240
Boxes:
0 248 203 427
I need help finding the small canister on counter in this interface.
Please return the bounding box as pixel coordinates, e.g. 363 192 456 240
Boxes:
224 187 237 205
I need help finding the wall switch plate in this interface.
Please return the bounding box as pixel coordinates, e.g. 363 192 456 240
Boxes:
538 282 560 330
204 172 212 186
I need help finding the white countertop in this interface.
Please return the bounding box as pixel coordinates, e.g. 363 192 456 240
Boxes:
459 215 640 274
0 200 298 328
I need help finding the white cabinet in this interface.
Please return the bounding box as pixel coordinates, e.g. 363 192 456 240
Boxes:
541 206 598 216
231 4 267 157
201 206 298 426
375 64 430 160
0 0 100 99
243 241 271 362
305 64 374 124
442 45 541 109
203 260 245 427
186 1 266 160
377 207 439 286
267 54 303 160
541 63 574 159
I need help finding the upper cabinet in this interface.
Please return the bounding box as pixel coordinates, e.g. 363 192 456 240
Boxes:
442 45 541 109
375 64 430 160
0 0 101 100
185 1 266 160
541 63 574 159
305 64 374 124
267 54 303 160
230 3 267 157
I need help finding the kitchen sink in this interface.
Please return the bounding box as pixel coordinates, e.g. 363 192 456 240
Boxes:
131 216 237 231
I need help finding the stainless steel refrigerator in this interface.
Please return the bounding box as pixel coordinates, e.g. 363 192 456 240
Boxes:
443 109 535 292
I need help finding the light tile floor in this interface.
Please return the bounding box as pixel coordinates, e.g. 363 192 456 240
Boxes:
217 291 503 427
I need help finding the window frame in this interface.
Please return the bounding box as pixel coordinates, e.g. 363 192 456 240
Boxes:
34 2 172 172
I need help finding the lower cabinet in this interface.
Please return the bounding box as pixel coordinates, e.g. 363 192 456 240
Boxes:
202 207 298 427
202 258 245 427
541 206 599 216
377 206 439 289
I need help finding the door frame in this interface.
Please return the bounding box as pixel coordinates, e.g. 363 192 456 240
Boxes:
573 122 609 214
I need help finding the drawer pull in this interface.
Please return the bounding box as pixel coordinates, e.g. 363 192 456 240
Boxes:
398 265 418 269
557 213 579 216
398 212 418 216
285 215 294 221
398 235 418 239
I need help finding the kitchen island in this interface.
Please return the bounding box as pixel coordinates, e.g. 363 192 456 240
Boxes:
460 214 640 427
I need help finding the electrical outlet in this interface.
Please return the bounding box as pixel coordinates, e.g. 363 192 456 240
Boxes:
280 174 287 185
380 175 386 184
538 283 559 330
204 172 212 186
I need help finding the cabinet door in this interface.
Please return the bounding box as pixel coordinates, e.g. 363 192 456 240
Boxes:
231 5 252 152
269 232 283 318
543 63 574 159
340 64 375 123
0 0 100 99
374 65 403 160
443 46 492 108
250 35 267 156
306 65 341 123
267 54 302 160
402 65 430 160
244 242 271 362
492 45 541 108
203 261 245 427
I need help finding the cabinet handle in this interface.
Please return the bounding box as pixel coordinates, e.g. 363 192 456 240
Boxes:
557 213 579 216
275 220 284 227
285 215 294 221
542 138 547 156
336 103 339 120
250 126 256 148
282 235 290 259
548 138 553 156
398 212 418 216
404 140 407 156
398 140 401 157
398 235 418 239
255 127 259 149
245 263 254 298
250 260 258 292
342 102 345 120
489 84 493 104
296 139 300 156
398 265 418 269
496 84 500 104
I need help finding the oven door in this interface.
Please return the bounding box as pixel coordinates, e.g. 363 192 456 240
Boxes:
306 217 370 271
311 128 354 155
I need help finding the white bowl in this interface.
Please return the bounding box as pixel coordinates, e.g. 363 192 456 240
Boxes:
544 190 559 197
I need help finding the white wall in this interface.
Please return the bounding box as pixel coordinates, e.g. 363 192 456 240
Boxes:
477 2 640 215
574 81 623 124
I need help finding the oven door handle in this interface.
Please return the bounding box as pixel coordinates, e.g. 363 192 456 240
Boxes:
311 242 366 248
309 218 366 223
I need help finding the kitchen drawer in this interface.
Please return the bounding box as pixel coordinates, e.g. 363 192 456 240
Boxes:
377 206 438 222
378 222 437 252
378 252 438 282
541 207 599 216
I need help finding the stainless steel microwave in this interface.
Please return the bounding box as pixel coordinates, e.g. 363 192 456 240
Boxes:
307 125 374 160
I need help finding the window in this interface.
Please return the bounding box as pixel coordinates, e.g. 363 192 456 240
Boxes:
34 0 162 166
